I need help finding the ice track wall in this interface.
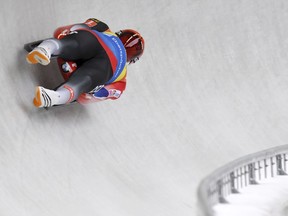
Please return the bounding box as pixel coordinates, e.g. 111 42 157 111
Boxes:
198 145 288 216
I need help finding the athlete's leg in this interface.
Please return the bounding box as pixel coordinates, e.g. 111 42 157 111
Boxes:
33 57 112 108
54 23 89 39
26 30 101 65
57 30 104 60
55 56 112 103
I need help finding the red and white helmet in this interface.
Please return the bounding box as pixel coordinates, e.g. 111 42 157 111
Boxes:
116 29 145 64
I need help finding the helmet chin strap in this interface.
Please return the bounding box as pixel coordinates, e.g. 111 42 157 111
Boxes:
115 30 122 36
129 57 139 64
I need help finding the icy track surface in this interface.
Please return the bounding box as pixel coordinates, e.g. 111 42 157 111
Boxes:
1 0 288 216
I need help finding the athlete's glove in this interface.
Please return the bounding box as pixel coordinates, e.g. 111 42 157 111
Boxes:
61 61 77 73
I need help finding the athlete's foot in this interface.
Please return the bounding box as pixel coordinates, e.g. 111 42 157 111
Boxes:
26 47 51 66
33 86 60 108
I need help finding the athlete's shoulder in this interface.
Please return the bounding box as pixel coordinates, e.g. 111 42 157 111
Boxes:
84 18 109 32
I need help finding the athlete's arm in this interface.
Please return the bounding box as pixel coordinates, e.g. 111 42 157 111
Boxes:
84 18 109 32
54 18 109 39
94 81 126 100
77 80 126 104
